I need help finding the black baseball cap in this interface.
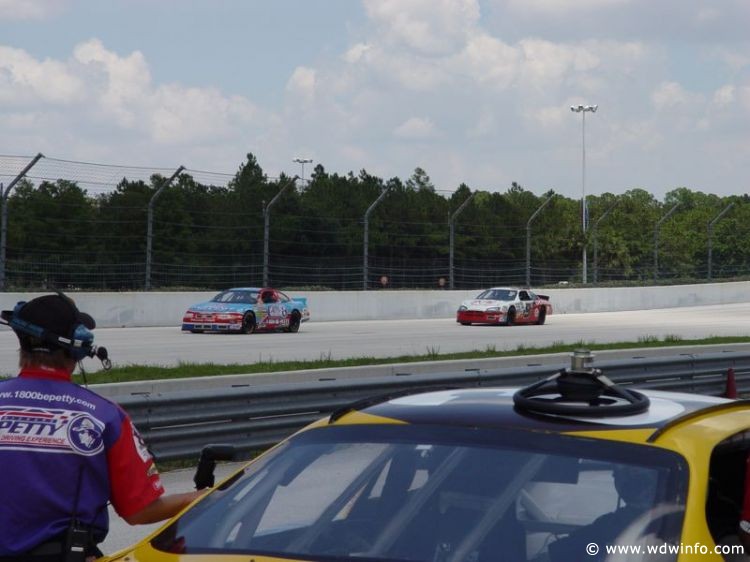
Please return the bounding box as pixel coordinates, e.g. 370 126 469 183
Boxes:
1 293 95 351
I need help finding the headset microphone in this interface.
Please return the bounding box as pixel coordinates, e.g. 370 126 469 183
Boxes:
90 346 112 370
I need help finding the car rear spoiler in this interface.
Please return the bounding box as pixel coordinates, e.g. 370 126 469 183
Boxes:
537 294 549 301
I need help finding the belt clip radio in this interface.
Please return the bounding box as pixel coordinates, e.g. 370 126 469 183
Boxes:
64 520 90 562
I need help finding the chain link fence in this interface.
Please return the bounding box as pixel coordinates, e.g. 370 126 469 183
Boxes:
1 153 747 291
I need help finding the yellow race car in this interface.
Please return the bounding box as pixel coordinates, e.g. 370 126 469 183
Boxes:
101 351 750 562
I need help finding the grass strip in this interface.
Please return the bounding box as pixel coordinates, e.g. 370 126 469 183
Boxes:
74 334 750 385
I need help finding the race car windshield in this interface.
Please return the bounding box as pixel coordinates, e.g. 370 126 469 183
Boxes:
151 425 686 562
211 290 258 304
477 289 516 301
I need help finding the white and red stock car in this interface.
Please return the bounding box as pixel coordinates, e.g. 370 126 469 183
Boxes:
456 287 552 326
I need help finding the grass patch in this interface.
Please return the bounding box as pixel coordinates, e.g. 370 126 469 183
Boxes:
71 335 750 386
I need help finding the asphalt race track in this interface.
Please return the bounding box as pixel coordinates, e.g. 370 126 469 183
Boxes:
2 303 750 375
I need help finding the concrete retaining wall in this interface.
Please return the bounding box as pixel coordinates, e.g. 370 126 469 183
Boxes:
1 281 749 328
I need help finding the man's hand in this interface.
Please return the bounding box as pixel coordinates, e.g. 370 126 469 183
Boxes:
738 520 750 551
124 489 209 525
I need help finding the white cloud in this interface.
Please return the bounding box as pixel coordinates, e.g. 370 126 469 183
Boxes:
343 43 373 64
651 81 702 110
714 48 750 72
694 7 721 25
713 85 735 107
455 34 518 89
518 39 600 86
506 0 628 13
0 46 83 104
394 117 437 139
363 0 480 55
286 66 317 102
527 106 567 128
740 85 750 113
1 40 262 156
467 108 497 138
340 43 451 91
0 0 65 20
73 39 152 128
149 86 256 144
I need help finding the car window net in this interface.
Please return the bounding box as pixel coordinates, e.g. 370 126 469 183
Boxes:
212 290 258 304
477 290 515 301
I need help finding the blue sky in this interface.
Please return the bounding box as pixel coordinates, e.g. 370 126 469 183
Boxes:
1 0 749 198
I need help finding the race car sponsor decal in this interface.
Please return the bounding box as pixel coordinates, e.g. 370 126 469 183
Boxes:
391 388 516 407
266 304 286 317
0 406 104 455
132 426 153 463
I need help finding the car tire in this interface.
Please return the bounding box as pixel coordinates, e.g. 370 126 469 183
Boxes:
241 312 256 334
459 322 471 326
536 308 546 325
285 311 302 333
505 307 516 326
190 329 204 334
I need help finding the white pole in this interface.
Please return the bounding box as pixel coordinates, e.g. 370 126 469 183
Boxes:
570 104 597 284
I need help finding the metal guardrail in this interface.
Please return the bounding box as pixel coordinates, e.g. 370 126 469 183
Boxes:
118 351 750 461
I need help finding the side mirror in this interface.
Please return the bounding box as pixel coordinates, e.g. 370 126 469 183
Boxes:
193 444 236 490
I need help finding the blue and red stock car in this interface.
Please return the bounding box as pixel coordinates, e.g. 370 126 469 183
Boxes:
181 287 310 334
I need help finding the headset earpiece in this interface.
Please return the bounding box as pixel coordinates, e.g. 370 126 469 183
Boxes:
69 324 95 361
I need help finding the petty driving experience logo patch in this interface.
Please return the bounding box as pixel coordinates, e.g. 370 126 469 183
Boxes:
67 414 104 456
0 406 104 455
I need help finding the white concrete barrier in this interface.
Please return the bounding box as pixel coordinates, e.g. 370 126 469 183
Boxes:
0 282 749 328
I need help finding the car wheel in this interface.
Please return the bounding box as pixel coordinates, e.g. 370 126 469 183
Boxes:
285 311 302 333
536 308 546 325
241 312 256 334
505 307 516 326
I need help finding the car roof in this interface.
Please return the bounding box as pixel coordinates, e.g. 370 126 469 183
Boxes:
476 287 537 293
358 387 724 428
331 386 748 448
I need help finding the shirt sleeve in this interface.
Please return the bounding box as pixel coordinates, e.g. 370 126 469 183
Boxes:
107 414 165 518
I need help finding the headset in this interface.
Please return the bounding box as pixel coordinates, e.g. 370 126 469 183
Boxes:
0 300 111 369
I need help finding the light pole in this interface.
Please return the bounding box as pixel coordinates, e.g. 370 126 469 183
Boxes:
293 157 313 185
570 103 597 284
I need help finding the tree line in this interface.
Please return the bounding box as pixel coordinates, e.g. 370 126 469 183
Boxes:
5 153 750 290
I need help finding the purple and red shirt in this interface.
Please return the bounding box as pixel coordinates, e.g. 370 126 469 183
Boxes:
0 366 164 555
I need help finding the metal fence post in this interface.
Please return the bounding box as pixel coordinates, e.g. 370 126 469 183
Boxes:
591 201 618 284
653 203 680 282
449 191 476 290
707 202 735 280
145 166 185 290
363 186 391 290
263 176 298 287
0 152 44 291
526 195 553 287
